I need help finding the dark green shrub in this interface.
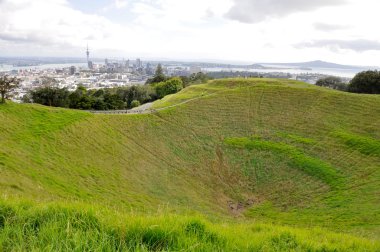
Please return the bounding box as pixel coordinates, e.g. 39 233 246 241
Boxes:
130 100 141 108
316 76 347 91
348 70 380 94
154 78 183 98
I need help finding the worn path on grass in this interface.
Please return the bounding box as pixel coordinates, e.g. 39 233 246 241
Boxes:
89 91 221 115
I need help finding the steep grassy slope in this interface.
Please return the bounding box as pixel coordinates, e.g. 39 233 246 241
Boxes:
0 78 379 249
154 79 380 236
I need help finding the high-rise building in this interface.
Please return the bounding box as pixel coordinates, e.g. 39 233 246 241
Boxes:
69 66 76 75
136 58 142 68
146 63 153 75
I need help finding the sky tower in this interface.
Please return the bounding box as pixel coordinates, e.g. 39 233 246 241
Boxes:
86 44 93 69
86 44 90 63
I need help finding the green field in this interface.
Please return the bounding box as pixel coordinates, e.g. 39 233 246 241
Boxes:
1 78 379 250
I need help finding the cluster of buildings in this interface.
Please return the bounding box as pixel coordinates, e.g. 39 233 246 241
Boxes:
2 47 207 102
9 61 151 101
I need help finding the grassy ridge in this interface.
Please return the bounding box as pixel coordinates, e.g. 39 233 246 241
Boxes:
224 137 342 188
0 78 380 249
334 131 380 157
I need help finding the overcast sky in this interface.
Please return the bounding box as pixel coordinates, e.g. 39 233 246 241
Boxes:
1 0 380 65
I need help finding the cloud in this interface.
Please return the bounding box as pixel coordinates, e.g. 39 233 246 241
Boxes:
0 33 51 45
204 8 215 19
225 0 347 23
102 0 128 12
0 0 131 55
313 22 350 31
114 0 128 9
296 39 380 52
0 0 379 66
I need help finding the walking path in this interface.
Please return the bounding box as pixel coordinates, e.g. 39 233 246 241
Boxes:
89 91 220 115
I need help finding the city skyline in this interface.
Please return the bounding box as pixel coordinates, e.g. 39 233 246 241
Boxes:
1 0 380 66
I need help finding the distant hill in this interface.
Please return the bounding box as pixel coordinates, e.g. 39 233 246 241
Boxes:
0 78 380 250
262 60 376 70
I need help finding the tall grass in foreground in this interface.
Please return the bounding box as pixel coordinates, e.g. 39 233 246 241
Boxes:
0 200 379 251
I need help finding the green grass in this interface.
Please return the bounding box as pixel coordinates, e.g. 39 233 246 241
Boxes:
334 131 380 156
224 137 342 188
1 200 378 251
152 82 223 109
276 132 317 144
0 78 380 249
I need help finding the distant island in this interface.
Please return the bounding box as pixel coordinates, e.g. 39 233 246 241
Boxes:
259 60 377 70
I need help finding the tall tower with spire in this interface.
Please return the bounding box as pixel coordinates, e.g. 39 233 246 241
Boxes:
86 44 93 69
86 44 90 63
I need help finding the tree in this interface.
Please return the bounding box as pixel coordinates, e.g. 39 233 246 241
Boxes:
116 85 157 108
68 86 88 108
153 64 165 81
92 98 107 110
103 92 125 110
22 93 32 103
130 100 141 108
180 73 212 87
75 96 94 110
146 64 167 84
0 75 21 103
180 76 190 87
40 76 58 88
155 77 183 98
30 87 70 107
348 70 380 94
316 76 347 91
93 89 105 98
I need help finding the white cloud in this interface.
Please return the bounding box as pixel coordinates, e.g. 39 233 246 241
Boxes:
0 0 137 56
115 0 128 9
102 0 129 12
313 23 351 32
0 0 380 66
225 0 347 23
0 1 111 45
296 39 380 52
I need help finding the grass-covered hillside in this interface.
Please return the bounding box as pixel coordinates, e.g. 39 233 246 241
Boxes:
1 78 379 250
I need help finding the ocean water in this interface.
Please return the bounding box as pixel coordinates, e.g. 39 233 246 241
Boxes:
204 67 367 78
0 62 93 72
0 62 372 78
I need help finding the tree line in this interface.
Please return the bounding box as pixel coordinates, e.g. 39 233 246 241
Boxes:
316 70 380 94
23 85 155 110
